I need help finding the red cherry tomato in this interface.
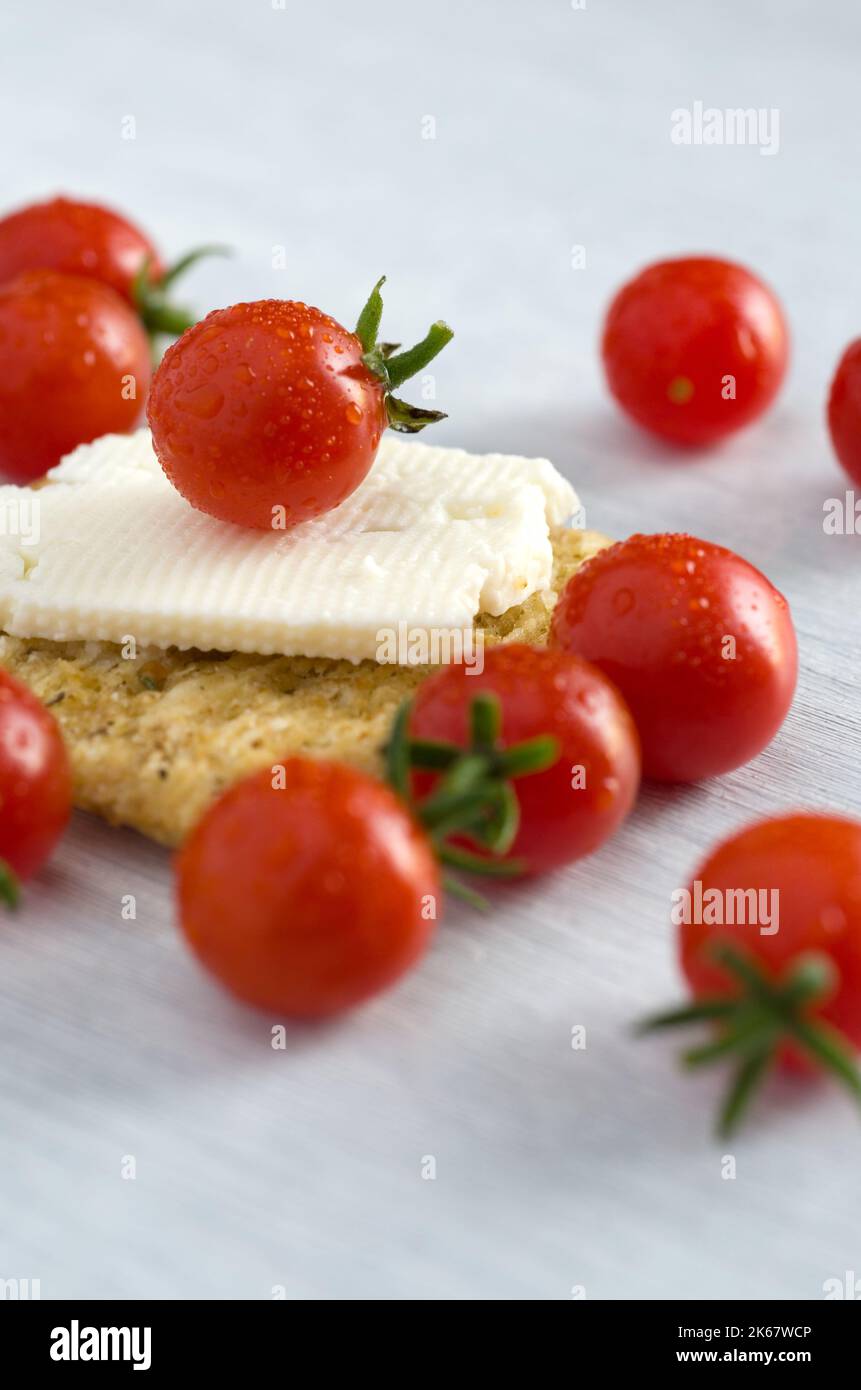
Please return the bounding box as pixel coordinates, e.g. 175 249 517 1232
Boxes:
0 668 72 883
828 338 861 487
602 256 788 446
0 271 151 482
176 758 440 1018
407 644 640 875
148 300 387 530
680 815 861 1062
642 815 861 1133
0 195 164 305
550 534 797 782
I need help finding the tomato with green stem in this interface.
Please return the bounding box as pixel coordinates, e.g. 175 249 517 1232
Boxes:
639 814 861 1134
147 277 453 530
0 668 72 905
0 194 225 339
395 644 641 879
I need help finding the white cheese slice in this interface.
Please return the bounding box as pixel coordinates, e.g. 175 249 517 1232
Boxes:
0 430 579 664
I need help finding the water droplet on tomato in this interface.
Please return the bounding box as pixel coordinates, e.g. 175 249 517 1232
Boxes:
613 587 635 615
736 325 756 360
175 384 225 420
345 403 364 425
596 776 619 809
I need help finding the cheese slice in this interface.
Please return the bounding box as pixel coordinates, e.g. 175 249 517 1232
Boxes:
0 430 580 663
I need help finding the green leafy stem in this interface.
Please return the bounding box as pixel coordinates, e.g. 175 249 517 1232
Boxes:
355 276 453 434
638 944 861 1135
385 692 558 904
0 858 21 911
134 245 232 342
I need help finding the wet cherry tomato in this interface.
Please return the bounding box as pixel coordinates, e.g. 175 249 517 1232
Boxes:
407 644 641 875
147 279 452 530
550 533 797 782
148 299 386 529
602 257 788 446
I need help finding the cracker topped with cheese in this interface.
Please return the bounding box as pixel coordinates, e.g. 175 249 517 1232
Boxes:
0 431 608 845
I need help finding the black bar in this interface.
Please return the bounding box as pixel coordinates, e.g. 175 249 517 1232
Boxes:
2 1298 860 1373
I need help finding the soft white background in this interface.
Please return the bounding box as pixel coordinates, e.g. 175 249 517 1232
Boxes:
1 0 860 1299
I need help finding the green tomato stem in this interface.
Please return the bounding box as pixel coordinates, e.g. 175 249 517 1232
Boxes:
354 277 453 434
383 693 559 904
0 859 21 911
638 943 861 1135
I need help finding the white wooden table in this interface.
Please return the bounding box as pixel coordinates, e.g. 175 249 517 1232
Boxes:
2 0 860 1299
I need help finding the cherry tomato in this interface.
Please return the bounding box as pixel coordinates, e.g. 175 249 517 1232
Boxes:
0 195 163 305
407 644 640 875
176 758 440 1018
0 270 150 482
148 279 452 531
602 256 788 446
642 815 861 1133
550 534 797 782
0 668 72 882
680 815 861 1061
148 299 386 529
828 338 861 487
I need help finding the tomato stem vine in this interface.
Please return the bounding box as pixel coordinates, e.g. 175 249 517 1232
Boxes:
356 276 453 434
134 245 232 342
0 858 21 911
638 943 861 1135
385 694 559 904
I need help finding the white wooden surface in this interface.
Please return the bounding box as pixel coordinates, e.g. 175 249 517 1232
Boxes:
2 0 860 1300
